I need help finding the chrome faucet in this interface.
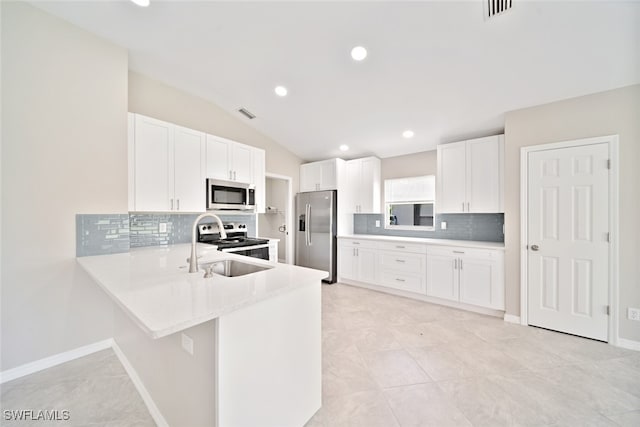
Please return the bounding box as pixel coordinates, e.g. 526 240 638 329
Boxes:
189 213 227 273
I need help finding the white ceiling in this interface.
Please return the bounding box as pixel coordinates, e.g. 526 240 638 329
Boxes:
32 1 640 161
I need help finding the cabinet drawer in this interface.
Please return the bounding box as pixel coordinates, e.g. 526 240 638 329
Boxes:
427 246 499 260
339 239 378 249
378 241 427 254
379 271 425 293
379 251 425 274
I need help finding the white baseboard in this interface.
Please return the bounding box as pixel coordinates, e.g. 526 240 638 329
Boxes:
0 339 113 384
617 337 640 352
503 314 522 324
112 341 169 427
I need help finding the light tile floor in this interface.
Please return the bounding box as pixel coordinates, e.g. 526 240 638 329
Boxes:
2 283 639 427
0 350 155 427
307 283 640 427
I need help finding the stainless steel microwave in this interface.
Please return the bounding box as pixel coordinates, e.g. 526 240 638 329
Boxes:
206 179 256 211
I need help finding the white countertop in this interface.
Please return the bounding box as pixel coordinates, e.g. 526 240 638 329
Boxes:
77 244 327 339
338 234 505 250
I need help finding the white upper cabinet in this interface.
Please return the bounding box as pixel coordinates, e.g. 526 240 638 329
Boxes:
173 125 206 212
385 175 435 203
300 158 343 192
436 135 504 213
132 114 173 212
130 114 205 213
345 157 381 213
252 148 266 213
206 135 254 184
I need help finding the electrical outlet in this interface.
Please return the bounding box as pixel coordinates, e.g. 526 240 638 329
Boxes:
181 333 194 355
375 220 380 228
158 222 167 233
441 221 447 230
628 308 640 321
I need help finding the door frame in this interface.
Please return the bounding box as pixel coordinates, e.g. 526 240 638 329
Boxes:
265 172 294 264
520 135 619 345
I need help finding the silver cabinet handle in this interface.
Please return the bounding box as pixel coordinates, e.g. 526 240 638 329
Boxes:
356 248 358 256
395 278 405 282
460 259 463 270
170 199 174 210
454 259 457 269
462 202 465 212
467 202 470 212
229 170 233 180
453 251 465 254
396 259 406 263
531 244 539 251
233 171 236 180
353 241 360 245
396 245 405 249
177 199 180 211
353 248 356 256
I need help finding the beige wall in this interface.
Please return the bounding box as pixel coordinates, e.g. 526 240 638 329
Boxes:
128 71 303 191
1 2 128 369
504 84 640 342
381 150 437 180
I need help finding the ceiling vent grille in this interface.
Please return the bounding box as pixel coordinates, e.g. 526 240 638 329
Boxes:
485 0 513 19
238 108 256 119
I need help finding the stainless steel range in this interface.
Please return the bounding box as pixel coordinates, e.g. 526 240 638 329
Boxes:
197 223 270 261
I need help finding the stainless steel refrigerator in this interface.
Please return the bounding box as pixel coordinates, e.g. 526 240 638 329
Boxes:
295 190 337 283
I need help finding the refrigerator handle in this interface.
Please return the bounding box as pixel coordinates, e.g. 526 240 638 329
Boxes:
307 203 312 245
304 203 309 246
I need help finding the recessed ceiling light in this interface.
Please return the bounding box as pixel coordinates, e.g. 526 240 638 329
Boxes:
339 145 349 151
130 0 150 7
402 130 415 139
350 46 367 61
274 86 288 97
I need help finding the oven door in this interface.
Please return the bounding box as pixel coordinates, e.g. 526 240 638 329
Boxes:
221 244 270 261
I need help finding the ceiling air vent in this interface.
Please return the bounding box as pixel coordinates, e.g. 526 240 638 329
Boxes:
485 0 513 19
238 108 256 120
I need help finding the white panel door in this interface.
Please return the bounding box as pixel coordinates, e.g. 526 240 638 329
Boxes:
300 163 321 192
426 251 459 301
527 143 609 341
459 256 503 310
437 142 466 213
174 126 205 212
467 135 503 213
232 143 253 183
338 244 357 281
319 160 337 190
134 114 173 211
345 160 360 212
357 247 378 284
206 135 231 180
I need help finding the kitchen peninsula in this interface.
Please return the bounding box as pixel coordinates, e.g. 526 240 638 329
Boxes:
78 243 326 427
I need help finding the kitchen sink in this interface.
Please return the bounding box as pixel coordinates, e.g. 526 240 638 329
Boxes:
200 259 273 278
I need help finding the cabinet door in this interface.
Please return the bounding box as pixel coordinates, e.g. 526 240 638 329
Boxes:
426 252 459 301
174 126 205 212
338 244 357 281
359 157 380 213
206 135 232 180
133 114 173 211
252 148 266 213
467 135 503 213
437 142 466 213
357 247 378 284
232 143 253 183
319 160 337 190
459 255 504 310
345 160 361 212
300 163 320 192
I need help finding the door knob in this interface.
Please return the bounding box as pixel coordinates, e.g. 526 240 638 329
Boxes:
531 244 539 251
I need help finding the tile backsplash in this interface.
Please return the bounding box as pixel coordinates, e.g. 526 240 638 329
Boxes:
77 212 257 256
354 213 504 242
76 214 130 257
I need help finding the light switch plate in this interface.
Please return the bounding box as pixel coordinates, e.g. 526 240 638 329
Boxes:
375 220 380 228
181 333 194 355
441 221 447 230
159 223 167 233
628 308 640 321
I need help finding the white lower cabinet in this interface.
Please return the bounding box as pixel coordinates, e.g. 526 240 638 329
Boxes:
338 236 505 313
426 246 504 310
338 239 378 283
